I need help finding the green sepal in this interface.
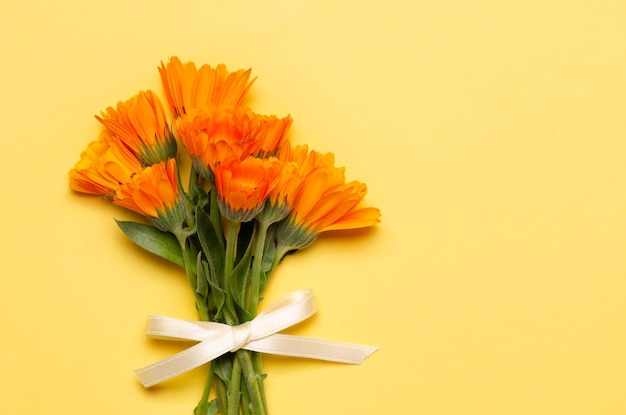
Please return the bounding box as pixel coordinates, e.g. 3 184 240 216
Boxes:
115 220 184 268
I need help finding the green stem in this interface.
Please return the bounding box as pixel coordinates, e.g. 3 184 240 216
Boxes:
194 365 214 415
241 382 252 415
244 220 271 414
224 220 238 273
223 219 270 414
251 352 268 414
201 366 213 404
227 355 243 415
237 221 271 415
214 375 229 415
223 219 244 414
237 350 266 415
176 227 216 413
223 219 241 312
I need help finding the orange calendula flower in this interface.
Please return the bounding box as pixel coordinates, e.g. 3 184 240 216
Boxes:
276 143 380 249
257 161 304 225
174 106 292 179
96 90 176 166
159 56 255 117
267 161 304 208
293 176 379 232
213 157 281 222
69 131 142 196
278 142 341 182
114 158 185 231
245 111 293 157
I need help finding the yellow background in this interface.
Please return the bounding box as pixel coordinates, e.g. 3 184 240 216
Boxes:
2 1 626 413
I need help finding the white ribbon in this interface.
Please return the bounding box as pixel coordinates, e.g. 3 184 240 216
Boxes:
135 290 377 387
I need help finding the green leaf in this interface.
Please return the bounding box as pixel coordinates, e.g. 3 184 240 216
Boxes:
231 237 253 322
196 207 224 278
193 398 219 415
206 399 219 415
213 355 233 388
254 226 278 295
183 236 199 277
195 252 209 299
207 262 226 321
197 251 226 321
115 220 184 267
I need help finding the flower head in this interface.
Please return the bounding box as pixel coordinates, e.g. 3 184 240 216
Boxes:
159 56 255 117
213 157 281 222
174 106 291 180
293 176 380 232
257 161 304 224
69 131 142 196
96 90 176 166
244 111 292 157
114 158 185 231
275 144 380 249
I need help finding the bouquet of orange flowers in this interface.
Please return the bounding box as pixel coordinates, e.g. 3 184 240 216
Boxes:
69 57 380 415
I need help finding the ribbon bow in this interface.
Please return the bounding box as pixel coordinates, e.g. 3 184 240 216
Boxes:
135 290 377 387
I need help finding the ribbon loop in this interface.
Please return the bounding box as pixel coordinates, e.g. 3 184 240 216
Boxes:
135 290 377 388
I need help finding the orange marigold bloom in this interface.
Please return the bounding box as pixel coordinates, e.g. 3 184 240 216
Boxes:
69 131 142 196
245 111 292 157
113 158 181 221
96 90 176 166
278 142 340 182
158 56 255 117
256 161 304 225
267 161 304 208
174 107 255 177
174 106 291 179
293 175 379 233
213 157 281 222
275 143 380 249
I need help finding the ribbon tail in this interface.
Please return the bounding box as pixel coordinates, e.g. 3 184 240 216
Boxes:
245 334 378 364
135 336 232 387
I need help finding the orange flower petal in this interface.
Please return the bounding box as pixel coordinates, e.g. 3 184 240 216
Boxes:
213 157 281 221
276 143 379 236
114 159 180 218
320 207 381 232
159 57 255 116
174 106 291 171
69 132 142 195
96 90 174 165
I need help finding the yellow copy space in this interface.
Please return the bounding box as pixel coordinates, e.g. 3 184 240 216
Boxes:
1 1 626 414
